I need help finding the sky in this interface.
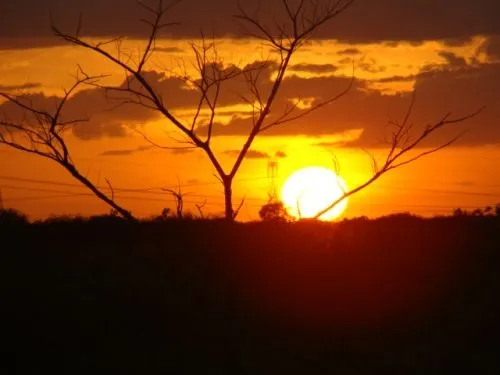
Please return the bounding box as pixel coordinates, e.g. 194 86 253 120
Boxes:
1 0 499 221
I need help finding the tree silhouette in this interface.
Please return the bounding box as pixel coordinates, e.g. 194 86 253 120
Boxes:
51 0 355 220
259 200 291 222
0 70 135 220
313 93 483 219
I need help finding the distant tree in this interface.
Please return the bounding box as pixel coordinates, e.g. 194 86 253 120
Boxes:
453 208 468 217
259 200 291 222
162 185 189 219
453 204 500 218
0 73 135 220
0 208 28 226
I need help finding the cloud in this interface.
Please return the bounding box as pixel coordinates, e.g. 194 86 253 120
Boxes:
1 0 499 48
0 70 200 140
154 46 184 53
197 61 500 147
2 55 499 147
289 63 337 74
479 35 500 60
376 75 416 84
224 149 270 159
0 37 66 50
338 48 361 56
442 36 475 47
438 52 467 67
0 82 42 92
171 148 196 155
99 145 153 156
275 151 287 158
357 59 387 74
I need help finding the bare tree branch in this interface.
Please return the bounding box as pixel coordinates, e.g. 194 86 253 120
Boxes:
0 74 136 220
312 96 484 219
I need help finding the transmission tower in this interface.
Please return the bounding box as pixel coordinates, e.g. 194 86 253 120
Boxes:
267 159 279 201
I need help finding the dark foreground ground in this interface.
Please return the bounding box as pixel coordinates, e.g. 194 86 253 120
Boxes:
2 215 500 374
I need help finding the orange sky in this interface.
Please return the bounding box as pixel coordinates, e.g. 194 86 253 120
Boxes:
1 4 500 221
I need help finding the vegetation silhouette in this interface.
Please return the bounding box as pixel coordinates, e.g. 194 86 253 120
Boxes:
2 209 500 374
259 200 292 222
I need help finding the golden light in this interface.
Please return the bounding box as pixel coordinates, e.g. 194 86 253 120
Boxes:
281 166 349 221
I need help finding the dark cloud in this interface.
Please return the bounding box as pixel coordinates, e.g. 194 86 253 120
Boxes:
0 82 42 92
99 145 153 156
2 56 499 147
224 149 270 159
0 37 66 50
171 148 196 155
338 57 354 65
198 62 500 147
154 46 184 53
438 52 467 67
289 63 337 74
1 0 499 48
376 75 416 84
442 36 475 47
0 70 201 140
275 151 287 158
338 48 361 56
479 35 500 60
357 60 387 74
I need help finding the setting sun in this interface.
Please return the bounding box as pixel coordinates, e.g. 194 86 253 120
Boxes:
281 166 349 221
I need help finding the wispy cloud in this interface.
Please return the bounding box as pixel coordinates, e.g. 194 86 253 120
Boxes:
99 145 153 156
224 149 270 159
0 82 42 92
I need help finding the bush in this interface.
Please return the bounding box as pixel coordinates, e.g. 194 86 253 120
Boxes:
0 208 29 226
259 201 292 222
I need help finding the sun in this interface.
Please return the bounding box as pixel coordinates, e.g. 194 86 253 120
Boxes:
281 166 349 221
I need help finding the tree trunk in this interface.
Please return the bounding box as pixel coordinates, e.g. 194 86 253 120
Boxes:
223 178 234 221
66 164 136 221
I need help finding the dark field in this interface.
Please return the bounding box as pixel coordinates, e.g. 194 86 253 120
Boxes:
2 215 500 374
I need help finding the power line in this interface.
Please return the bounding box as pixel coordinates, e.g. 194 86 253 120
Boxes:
2 174 499 215
0 183 269 204
377 184 500 198
0 174 270 194
1 184 269 208
2 174 499 199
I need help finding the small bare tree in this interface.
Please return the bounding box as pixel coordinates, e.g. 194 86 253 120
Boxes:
51 0 355 220
0 70 135 220
162 180 192 219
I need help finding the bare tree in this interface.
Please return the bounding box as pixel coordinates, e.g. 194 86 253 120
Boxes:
313 93 484 219
51 0 355 221
162 181 192 219
0 70 135 220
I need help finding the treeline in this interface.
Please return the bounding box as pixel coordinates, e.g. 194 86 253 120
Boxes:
2 211 500 373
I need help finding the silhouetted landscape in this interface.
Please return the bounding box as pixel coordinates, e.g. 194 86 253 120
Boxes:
1 0 500 373
2 211 500 374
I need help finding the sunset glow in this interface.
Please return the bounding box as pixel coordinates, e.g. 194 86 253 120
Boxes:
0 0 499 221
